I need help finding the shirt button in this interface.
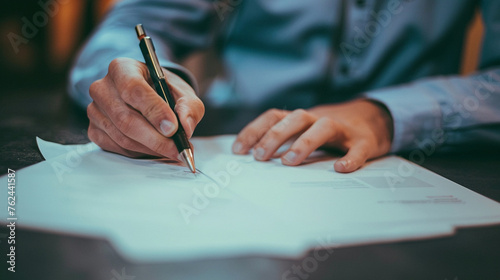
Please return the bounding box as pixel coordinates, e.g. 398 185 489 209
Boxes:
355 0 366 8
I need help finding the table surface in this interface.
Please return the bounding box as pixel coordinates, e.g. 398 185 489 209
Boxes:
1 88 499 280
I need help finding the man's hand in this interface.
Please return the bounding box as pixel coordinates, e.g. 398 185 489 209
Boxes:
87 57 204 158
232 99 393 173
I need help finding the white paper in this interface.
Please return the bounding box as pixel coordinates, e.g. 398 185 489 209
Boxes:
2 135 500 263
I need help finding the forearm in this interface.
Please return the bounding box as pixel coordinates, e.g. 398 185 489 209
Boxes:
365 68 500 153
68 0 217 108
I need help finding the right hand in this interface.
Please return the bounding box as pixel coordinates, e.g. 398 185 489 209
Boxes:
87 57 204 158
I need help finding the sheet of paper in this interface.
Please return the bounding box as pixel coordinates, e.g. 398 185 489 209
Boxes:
2 135 500 263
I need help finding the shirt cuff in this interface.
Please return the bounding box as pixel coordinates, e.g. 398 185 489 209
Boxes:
158 59 199 95
364 84 442 153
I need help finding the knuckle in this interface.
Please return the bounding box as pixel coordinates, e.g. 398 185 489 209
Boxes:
151 140 171 156
298 136 313 148
108 59 121 77
267 108 282 118
292 108 307 117
319 117 335 127
100 117 115 132
274 118 290 132
262 108 278 120
114 110 134 134
86 103 95 118
291 109 312 122
89 80 103 100
87 126 101 144
143 102 165 120
114 134 135 151
317 118 336 132
108 58 127 75
121 78 146 101
267 125 283 139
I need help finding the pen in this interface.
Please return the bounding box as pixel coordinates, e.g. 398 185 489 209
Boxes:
135 24 196 173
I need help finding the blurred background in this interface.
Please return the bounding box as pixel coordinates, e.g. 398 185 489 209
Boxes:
1 3 499 279
0 0 220 94
1 0 116 90
0 0 219 171
0 0 487 172
0 0 116 172
0 0 485 95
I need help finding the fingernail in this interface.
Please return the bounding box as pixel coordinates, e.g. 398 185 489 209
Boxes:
233 142 243 154
186 116 195 137
254 147 265 160
160 120 176 136
283 151 297 163
337 160 348 170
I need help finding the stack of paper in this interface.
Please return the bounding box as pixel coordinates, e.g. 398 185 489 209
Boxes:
2 135 500 263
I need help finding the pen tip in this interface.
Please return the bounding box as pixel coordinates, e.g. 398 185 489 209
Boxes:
180 149 196 174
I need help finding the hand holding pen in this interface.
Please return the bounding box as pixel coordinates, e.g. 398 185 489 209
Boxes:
135 24 196 172
86 29 204 170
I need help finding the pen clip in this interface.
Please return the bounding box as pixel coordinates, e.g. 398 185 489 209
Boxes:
143 39 165 80
135 24 165 80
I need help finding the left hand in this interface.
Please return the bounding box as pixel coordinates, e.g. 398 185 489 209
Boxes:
232 99 394 173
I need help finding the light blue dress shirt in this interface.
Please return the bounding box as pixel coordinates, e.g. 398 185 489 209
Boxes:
69 0 500 153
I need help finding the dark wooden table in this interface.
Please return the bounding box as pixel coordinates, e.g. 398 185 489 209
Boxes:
1 88 499 280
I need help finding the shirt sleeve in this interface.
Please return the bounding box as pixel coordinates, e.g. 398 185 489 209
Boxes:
365 0 500 153
68 0 219 108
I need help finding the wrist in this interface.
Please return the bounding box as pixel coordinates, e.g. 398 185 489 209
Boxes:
361 98 394 149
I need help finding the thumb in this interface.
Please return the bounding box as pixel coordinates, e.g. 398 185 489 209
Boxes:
334 141 370 173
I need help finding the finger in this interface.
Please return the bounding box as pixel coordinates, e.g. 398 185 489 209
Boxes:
88 124 145 158
173 96 204 138
90 81 179 159
112 105 179 159
253 109 316 161
334 141 371 173
87 102 164 157
233 109 288 155
281 117 341 166
162 69 205 138
108 58 179 137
